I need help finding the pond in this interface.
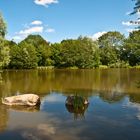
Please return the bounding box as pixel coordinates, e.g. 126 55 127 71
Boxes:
0 68 140 140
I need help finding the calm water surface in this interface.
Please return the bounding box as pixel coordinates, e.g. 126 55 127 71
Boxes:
0 69 140 140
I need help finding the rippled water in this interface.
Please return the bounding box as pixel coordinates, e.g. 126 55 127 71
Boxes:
0 69 140 140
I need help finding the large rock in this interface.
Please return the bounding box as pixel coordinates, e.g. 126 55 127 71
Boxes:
2 94 40 106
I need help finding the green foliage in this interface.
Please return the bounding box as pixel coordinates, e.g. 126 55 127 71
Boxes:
99 46 118 65
73 95 86 109
130 0 140 29
109 61 130 68
99 65 108 69
9 42 38 69
98 31 125 66
98 31 125 48
50 43 62 67
0 38 10 69
0 13 6 38
134 65 140 69
121 30 140 66
59 37 100 68
130 0 140 15
0 31 139 69
22 35 52 66
37 66 54 70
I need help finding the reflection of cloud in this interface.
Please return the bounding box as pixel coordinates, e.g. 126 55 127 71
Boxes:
125 101 140 120
41 93 65 103
22 132 40 140
38 124 56 135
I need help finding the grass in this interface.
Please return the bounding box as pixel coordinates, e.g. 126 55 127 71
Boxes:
37 66 54 70
134 65 140 69
99 65 108 69
66 66 79 70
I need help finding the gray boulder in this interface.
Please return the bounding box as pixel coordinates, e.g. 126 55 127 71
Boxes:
2 94 40 106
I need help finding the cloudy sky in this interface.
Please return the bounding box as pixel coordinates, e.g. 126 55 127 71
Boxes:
0 0 137 42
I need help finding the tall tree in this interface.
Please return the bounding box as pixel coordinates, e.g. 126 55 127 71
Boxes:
98 31 125 49
59 37 100 68
0 38 10 69
22 35 52 66
130 0 140 29
131 0 140 15
9 42 38 69
121 30 140 66
0 13 6 38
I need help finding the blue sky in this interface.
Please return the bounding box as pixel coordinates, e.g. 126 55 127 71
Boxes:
0 0 136 43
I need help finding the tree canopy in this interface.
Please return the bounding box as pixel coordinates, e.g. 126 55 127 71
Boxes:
98 31 125 48
130 0 140 29
0 13 6 38
0 38 10 68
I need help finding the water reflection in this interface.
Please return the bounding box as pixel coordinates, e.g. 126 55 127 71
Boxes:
0 104 8 132
99 91 125 103
0 69 140 140
65 95 89 120
0 69 140 98
0 92 140 140
135 80 140 88
6 106 40 113
65 104 89 120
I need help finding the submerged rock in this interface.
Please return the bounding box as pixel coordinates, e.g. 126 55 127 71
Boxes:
65 95 89 119
2 94 40 106
65 95 89 106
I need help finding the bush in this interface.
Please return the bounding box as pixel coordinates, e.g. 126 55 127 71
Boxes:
99 65 108 69
109 61 130 68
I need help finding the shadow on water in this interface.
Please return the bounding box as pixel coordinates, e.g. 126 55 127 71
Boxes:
5 105 40 113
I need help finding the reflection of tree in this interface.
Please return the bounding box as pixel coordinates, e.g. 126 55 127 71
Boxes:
0 105 8 132
135 81 140 88
129 94 140 104
6 106 40 113
99 91 125 103
65 104 89 120
0 69 140 98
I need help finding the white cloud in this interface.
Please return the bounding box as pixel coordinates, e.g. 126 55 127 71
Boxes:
122 21 132 26
9 20 56 42
122 20 140 26
137 11 140 16
91 31 106 41
126 28 139 32
126 11 131 15
46 28 55 33
19 26 44 35
12 36 22 40
31 20 43 25
34 0 58 7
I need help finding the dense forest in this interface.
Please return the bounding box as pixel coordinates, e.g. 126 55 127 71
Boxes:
0 13 140 69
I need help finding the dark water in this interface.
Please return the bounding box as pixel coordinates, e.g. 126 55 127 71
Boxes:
0 69 140 140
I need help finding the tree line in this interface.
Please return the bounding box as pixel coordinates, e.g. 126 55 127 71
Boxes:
0 14 140 69
0 31 139 69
